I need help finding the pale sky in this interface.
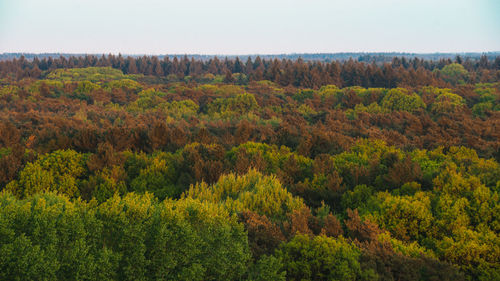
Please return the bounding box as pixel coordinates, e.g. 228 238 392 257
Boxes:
0 0 499 54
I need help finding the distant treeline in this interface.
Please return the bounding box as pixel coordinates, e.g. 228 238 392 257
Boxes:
1 53 499 88
2 52 500 62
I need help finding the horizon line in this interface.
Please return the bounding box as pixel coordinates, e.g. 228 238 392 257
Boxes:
2 51 500 57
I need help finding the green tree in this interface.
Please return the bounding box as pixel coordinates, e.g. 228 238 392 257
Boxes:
275 234 374 281
375 191 434 242
381 88 426 112
247 255 286 281
163 99 199 120
97 193 251 280
127 88 167 112
431 91 465 114
0 191 252 281
128 153 178 199
5 150 87 198
184 169 306 221
207 93 259 118
0 192 118 281
439 63 469 85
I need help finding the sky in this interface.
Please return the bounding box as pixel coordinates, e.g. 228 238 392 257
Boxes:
0 0 499 55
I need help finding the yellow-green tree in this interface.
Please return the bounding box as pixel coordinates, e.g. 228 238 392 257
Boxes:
275 234 375 281
5 150 87 198
381 88 426 112
184 169 305 220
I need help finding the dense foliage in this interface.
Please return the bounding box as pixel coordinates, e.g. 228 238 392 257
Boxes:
0 55 499 280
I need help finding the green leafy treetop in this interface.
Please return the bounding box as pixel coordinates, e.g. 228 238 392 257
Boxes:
183 169 306 221
275 234 376 281
5 150 87 198
381 88 426 112
439 63 469 85
0 191 252 281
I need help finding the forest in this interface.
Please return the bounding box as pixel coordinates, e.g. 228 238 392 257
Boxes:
0 54 499 280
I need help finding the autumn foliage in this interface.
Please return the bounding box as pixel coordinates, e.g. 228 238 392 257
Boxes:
0 55 499 280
